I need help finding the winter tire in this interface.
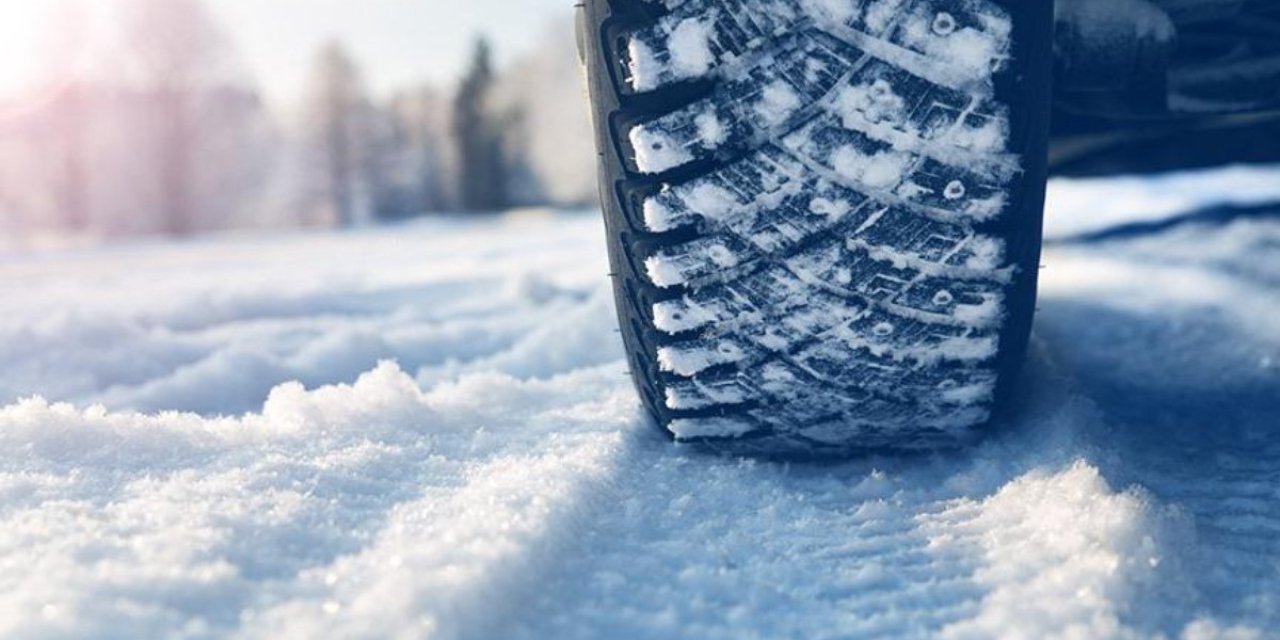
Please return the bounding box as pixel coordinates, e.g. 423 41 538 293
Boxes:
579 0 1053 456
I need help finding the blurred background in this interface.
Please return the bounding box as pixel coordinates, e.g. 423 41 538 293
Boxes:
0 0 594 249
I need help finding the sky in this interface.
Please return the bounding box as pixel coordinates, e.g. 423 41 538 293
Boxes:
0 0 575 109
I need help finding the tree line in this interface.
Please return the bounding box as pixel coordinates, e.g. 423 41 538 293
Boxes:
0 0 596 241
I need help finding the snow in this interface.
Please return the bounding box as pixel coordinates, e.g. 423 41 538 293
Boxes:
668 417 756 440
666 18 717 80
1044 163 1280 239
0 169 1279 637
643 181 741 233
831 144 911 189
627 38 663 92
652 298 722 334
863 0 904 34
644 254 686 288
756 80 803 127
833 80 909 129
694 108 727 147
800 0 860 25
628 14 718 92
809 196 853 221
658 341 746 376
630 124 694 174
897 4 1011 79
935 461 1193 639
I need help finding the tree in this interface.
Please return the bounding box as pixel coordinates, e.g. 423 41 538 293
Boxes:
490 19 598 208
42 0 93 232
452 38 509 212
304 42 372 227
389 87 455 215
49 85 89 232
117 0 237 236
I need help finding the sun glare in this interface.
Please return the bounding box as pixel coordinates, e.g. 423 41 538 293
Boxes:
0 0 111 97
0 2 56 97
0 0 110 119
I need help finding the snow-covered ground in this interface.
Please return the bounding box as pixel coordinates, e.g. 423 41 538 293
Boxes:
0 168 1278 639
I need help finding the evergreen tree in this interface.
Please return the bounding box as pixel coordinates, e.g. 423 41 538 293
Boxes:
384 89 452 217
452 38 508 212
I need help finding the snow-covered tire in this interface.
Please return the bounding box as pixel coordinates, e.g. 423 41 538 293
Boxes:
579 0 1052 456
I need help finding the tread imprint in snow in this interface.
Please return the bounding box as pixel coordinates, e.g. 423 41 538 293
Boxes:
589 0 1037 453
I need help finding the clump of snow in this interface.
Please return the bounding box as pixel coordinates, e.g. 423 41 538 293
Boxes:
680 182 741 222
642 196 678 232
628 39 663 92
644 255 686 288
667 18 716 80
898 4 1012 79
669 417 755 440
756 80 803 127
800 0 862 25
642 179 750 233
963 192 1007 220
963 235 1006 271
658 341 746 376
704 243 740 268
833 80 908 128
808 196 853 221
694 108 727 147
952 293 1004 327
863 0 906 34
937 377 995 405
664 381 746 410
652 298 723 334
630 124 694 174
937 334 997 361
936 461 1195 639
831 144 911 189
645 239 742 288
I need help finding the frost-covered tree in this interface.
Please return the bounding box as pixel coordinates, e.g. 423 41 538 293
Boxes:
493 102 548 207
491 18 598 208
380 88 453 217
452 38 509 212
304 42 374 227
117 0 239 236
42 0 93 232
46 86 90 232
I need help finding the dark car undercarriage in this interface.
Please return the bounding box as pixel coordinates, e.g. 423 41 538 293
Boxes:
1052 0 1280 174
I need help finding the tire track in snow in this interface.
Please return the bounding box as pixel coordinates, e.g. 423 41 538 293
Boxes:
497 343 1204 639
240 376 639 640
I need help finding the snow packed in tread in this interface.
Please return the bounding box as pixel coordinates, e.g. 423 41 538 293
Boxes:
616 0 1020 445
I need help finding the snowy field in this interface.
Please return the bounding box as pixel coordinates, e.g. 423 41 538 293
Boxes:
1 167 1278 639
